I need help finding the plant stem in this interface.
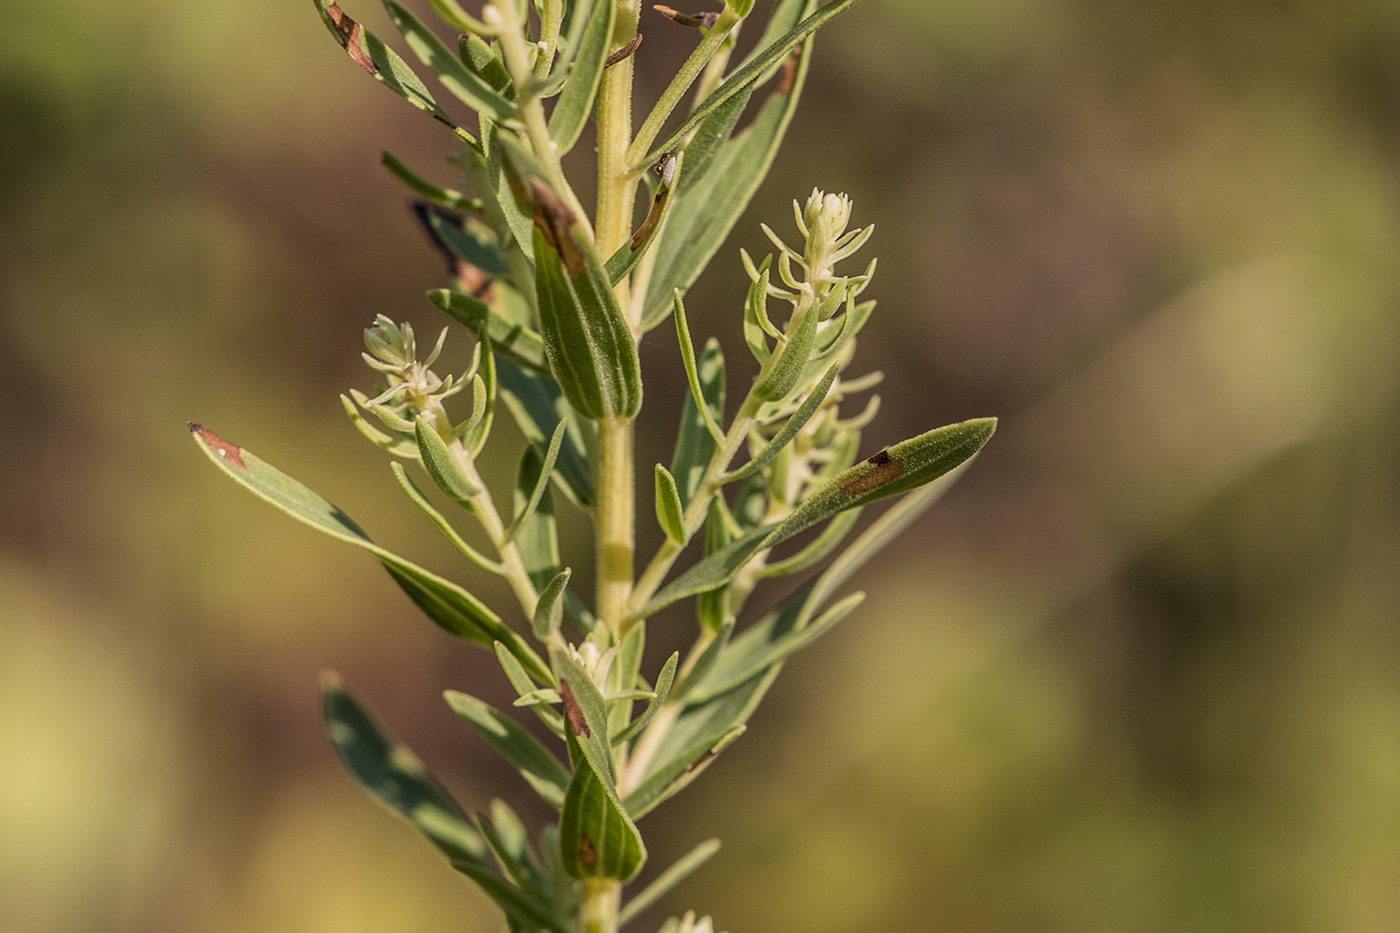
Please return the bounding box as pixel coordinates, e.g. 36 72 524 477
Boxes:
596 0 642 298
447 440 541 618
490 0 592 233
595 416 635 640
580 878 621 933
624 6 742 173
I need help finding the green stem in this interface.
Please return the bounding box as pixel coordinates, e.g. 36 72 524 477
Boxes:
489 0 592 233
535 0 565 78
624 6 742 173
596 0 643 293
580 878 621 933
596 416 635 640
446 440 541 618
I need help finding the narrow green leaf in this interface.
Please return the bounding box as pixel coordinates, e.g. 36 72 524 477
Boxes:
536 0 595 95
414 414 481 501
726 362 839 482
451 859 569 932
654 465 686 544
322 677 490 865
639 37 813 331
476 808 546 896
671 620 733 702
495 641 566 736
532 188 643 420
429 291 546 372
532 568 571 640
460 333 496 456
547 0 614 154
674 292 725 444
694 503 732 633
604 152 683 287
505 420 568 543
384 0 517 121
419 208 510 276
484 120 537 261
458 33 515 97
623 724 745 820
757 506 860 578
675 86 753 197
511 444 564 594
313 0 474 146
612 652 679 746
551 648 617 786
189 424 549 681
617 838 722 926
636 0 858 169
670 339 725 510
341 393 419 458
639 418 996 615
686 592 863 703
383 151 481 211
558 750 647 880
391 461 505 575
497 358 594 507
753 289 833 402
445 691 571 809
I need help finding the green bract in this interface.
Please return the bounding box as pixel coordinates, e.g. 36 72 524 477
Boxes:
193 0 995 930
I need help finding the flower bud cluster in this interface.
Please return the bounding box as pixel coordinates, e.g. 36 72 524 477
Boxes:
361 314 461 423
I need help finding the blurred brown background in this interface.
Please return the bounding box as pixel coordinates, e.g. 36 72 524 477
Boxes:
4 0 1400 930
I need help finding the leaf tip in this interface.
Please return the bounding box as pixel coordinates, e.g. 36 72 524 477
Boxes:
189 422 247 470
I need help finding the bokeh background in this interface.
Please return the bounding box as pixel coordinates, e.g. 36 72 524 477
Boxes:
4 0 1400 930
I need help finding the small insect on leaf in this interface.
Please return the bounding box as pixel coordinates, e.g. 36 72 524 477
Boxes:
187 422 246 470
559 680 591 737
840 449 903 496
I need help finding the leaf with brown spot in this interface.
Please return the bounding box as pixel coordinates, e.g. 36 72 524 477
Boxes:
559 680 592 738
839 454 903 496
187 422 245 470
604 34 643 68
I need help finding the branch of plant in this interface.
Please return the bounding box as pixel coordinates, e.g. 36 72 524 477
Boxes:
535 0 564 78
487 0 593 235
625 6 742 174
446 438 542 619
595 416 636 642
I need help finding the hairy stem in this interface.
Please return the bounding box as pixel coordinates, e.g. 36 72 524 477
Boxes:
626 6 742 172
580 878 621 933
596 416 635 640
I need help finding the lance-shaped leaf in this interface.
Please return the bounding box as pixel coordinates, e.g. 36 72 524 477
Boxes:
480 799 546 892
322 677 490 865
444 691 571 809
685 592 864 704
341 392 419 458
511 444 563 593
451 858 569 933
391 461 505 575
495 641 566 737
531 181 643 420
313 0 473 146
654 465 686 544
623 724 746 820
383 0 516 122
429 289 547 372
547 0 614 154
415 206 510 277
695 499 733 633
638 24 813 331
483 120 537 260
497 358 594 507
383 151 480 211
414 414 481 501
532 569 571 641
673 292 725 444
634 0 860 169
674 86 752 197
753 286 839 402
558 747 647 880
505 420 568 543
638 418 996 615
552 648 617 786
618 838 722 926
726 362 840 482
458 33 515 97
189 424 550 681
612 652 679 746
670 339 725 509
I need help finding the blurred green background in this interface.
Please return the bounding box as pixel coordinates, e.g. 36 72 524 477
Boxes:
4 0 1400 930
